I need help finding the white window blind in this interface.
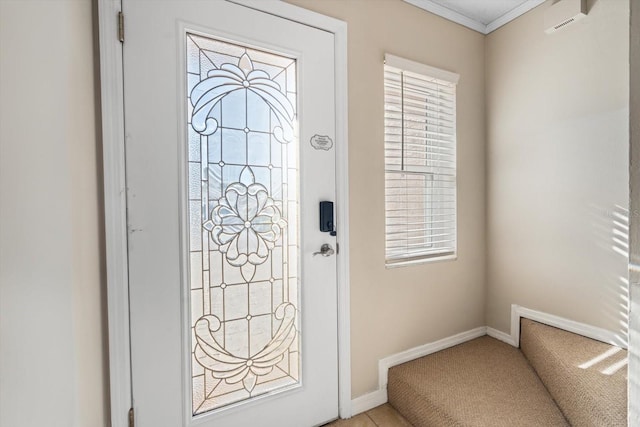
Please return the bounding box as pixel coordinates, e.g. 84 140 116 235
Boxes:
384 54 458 265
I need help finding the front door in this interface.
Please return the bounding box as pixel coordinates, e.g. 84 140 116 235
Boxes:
123 1 338 425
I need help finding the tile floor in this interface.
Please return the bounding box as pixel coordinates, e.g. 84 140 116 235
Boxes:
322 404 412 427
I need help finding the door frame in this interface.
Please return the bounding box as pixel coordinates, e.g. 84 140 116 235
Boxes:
97 1 350 426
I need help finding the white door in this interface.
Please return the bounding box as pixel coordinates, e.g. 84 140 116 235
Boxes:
123 1 338 426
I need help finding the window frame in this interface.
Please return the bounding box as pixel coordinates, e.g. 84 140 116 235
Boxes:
383 54 459 267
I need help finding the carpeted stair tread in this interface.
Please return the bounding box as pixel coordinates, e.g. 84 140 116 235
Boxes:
388 336 568 427
520 319 627 427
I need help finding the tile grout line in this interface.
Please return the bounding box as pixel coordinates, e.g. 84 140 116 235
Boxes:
365 412 380 426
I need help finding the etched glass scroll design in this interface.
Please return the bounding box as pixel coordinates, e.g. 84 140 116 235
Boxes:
186 33 299 415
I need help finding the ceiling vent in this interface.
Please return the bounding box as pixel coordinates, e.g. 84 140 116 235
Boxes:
544 0 587 34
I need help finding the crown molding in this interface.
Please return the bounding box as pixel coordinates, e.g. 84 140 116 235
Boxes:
404 0 546 35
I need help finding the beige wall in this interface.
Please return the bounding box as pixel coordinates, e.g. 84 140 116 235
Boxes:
629 0 639 422
285 0 487 397
485 0 630 335
0 1 109 426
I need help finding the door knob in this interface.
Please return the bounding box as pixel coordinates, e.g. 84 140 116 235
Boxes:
313 243 335 257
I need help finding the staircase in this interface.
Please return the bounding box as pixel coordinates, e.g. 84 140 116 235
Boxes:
387 319 628 426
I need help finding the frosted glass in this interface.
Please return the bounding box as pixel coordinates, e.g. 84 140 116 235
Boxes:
249 281 272 315
220 91 247 129
246 91 271 132
247 133 271 167
186 32 299 415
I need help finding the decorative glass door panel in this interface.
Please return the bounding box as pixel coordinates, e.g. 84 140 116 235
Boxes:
186 33 300 415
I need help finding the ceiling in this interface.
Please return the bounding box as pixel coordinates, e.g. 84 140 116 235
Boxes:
403 0 546 34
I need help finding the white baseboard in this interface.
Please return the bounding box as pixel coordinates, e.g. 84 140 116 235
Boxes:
511 304 628 349
487 327 517 346
350 389 387 416
349 326 487 416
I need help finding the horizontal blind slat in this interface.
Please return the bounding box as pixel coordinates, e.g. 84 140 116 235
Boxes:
386 239 456 248
386 231 455 239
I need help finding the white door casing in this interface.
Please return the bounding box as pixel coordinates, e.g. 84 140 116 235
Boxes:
98 2 350 426
114 1 348 426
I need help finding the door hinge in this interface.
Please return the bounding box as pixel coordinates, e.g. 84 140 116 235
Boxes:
128 407 134 427
118 11 125 43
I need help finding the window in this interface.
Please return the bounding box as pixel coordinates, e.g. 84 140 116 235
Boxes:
384 54 459 266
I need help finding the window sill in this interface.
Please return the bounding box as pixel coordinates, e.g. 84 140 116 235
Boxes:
385 253 457 269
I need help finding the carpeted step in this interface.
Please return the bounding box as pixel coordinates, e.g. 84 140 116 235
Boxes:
388 336 568 426
520 319 627 427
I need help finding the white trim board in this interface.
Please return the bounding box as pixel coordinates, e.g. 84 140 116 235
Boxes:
97 1 131 427
99 1 350 425
351 389 388 417
510 304 629 349
487 327 516 347
403 0 546 35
